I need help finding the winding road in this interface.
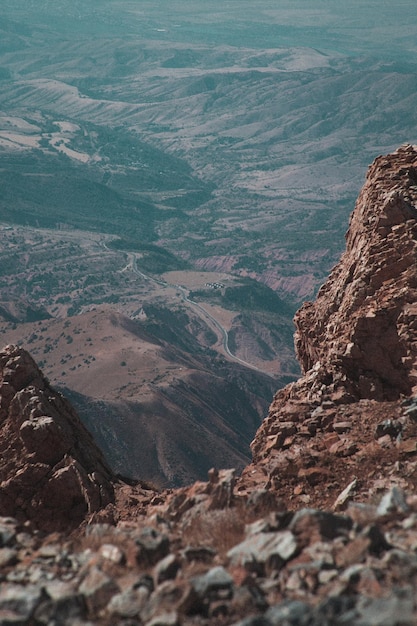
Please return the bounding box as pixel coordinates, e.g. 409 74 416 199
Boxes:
126 253 272 376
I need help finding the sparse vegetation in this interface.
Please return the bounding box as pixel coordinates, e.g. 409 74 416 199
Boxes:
108 239 190 273
0 0 416 490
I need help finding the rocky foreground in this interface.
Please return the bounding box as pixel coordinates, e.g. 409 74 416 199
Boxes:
3 145 417 624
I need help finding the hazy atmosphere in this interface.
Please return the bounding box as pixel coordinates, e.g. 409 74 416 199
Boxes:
4 5 417 624
1 0 417 485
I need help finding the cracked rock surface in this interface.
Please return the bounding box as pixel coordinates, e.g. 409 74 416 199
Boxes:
0 345 114 531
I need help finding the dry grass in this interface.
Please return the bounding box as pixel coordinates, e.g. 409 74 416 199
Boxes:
180 504 258 558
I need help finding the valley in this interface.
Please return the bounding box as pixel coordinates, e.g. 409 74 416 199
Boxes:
0 0 417 484
0 222 293 486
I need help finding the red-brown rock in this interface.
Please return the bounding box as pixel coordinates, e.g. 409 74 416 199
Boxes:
0 344 114 530
295 144 417 401
239 146 417 511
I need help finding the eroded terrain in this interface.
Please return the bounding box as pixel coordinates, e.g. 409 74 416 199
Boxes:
1 1 417 485
0 223 294 486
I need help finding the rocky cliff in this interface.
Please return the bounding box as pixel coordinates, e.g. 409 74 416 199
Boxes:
295 143 417 400
0 344 114 531
241 144 417 510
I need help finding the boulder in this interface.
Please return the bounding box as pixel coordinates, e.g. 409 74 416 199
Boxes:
0 345 114 530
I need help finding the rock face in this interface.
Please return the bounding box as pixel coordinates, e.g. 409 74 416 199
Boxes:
295 143 417 401
240 145 417 510
0 344 114 530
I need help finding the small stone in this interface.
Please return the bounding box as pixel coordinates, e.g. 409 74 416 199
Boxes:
334 535 370 568
303 540 335 567
0 583 44 621
322 433 340 449
207 468 236 510
84 524 115 539
402 513 417 530
143 581 185 622
230 584 267 615
227 531 298 573
377 486 409 516
398 439 417 454
289 509 352 544
298 466 331 484
333 421 352 433
329 439 358 457
79 566 118 613
245 512 288 537
345 502 378 525
192 566 234 601
175 583 203 615
318 569 338 584
382 549 417 577
356 566 384 597
34 581 86 625
37 544 61 560
376 434 393 448
0 519 17 547
107 586 150 618
134 574 155 594
154 554 180 585
403 401 417 421
284 569 303 592
266 600 312 624
208 600 229 619
135 528 170 566
374 419 402 439
340 563 365 584
182 546 216 563
15 532 36 549
145 611 179 626
245 488 281 513
355 588 414 625
0 548 18 567
99 543 125 565
332 478 358 510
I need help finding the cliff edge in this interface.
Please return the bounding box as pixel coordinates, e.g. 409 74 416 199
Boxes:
295 143 417 400
240 145 417 510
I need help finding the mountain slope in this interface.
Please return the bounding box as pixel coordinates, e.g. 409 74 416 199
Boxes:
1 306 284 487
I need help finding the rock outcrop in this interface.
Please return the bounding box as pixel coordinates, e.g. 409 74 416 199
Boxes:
0 344 114 530
295 143 417 401
240 145 417 511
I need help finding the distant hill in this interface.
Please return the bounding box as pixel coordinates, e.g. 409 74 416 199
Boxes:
1 306 290 487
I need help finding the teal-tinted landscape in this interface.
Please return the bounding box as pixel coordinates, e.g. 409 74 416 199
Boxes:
1 0 416 305
0 0 416 483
